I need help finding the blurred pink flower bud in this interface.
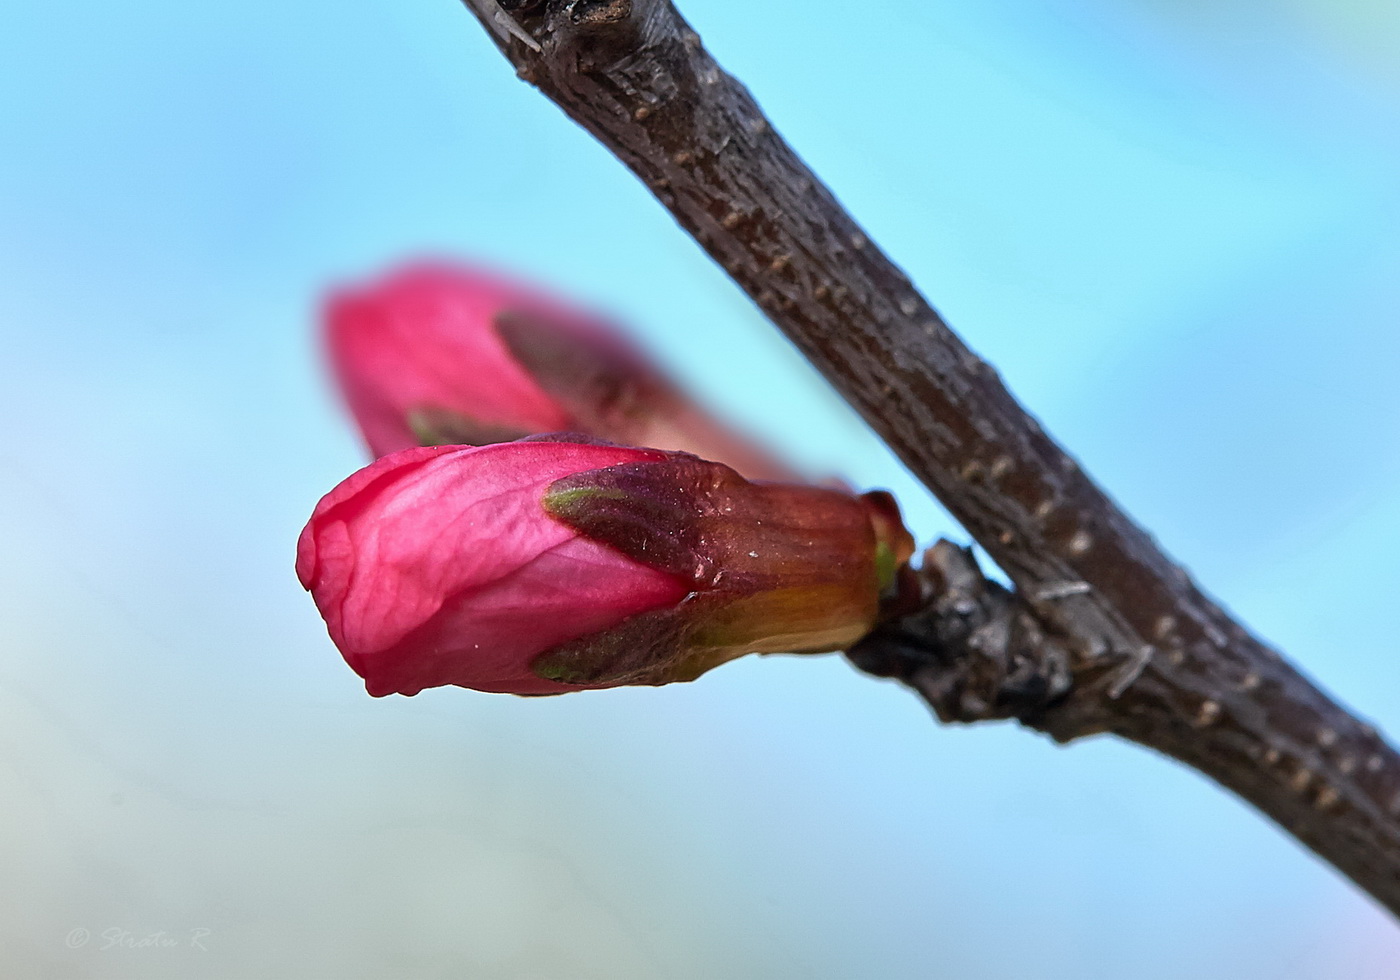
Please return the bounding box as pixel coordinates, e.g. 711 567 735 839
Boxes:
324 262 792 480
297 439 913 697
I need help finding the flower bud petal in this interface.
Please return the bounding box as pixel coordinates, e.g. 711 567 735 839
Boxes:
325 266 572 456
297 442 689 696
323 261 793 479
299 442 916 697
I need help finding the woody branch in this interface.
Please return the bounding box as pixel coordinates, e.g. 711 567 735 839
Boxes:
456 0 1400 915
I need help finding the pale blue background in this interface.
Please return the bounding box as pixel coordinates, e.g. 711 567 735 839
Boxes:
2 1 1398 977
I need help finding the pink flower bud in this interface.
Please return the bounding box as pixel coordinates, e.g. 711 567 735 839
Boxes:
297 440 914 697
323 262 792 480
296 441 688 696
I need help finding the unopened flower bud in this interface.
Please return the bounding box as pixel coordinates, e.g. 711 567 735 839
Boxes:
296 440 914 697
324 262 791 480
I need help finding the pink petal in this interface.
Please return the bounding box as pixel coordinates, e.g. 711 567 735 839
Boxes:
325 264 581 456
298 440 685 696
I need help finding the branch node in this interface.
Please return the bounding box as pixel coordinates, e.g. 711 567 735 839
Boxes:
848 541 1073 729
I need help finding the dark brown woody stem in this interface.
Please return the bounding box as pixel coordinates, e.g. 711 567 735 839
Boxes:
456 0 1400 915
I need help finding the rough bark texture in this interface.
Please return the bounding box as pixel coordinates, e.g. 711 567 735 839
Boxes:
458 0 1400 916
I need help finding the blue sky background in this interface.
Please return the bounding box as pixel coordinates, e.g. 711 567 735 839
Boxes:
2 0 1398 976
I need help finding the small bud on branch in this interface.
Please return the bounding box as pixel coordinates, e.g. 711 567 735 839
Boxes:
297 439 913 697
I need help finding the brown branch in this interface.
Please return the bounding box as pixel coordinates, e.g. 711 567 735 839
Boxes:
849 544 1400 918
456 0 1400 915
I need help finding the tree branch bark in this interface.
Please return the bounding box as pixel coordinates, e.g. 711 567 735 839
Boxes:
456 0 1400 916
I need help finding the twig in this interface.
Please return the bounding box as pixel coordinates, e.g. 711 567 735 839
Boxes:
454 0 1400 915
